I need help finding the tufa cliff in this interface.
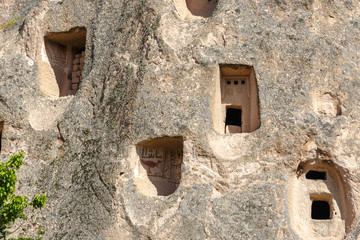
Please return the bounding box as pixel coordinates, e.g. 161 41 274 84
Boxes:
0 0 360 239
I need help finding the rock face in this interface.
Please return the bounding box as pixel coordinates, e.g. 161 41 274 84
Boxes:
0 0 360 239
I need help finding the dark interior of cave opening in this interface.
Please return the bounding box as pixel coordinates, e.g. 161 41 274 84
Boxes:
312 201 330 219
225 108 242 127
306 170 326 180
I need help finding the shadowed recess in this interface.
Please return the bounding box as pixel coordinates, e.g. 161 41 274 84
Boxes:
186 0 218 18
217 64 260 134
43 27 87 97
312 201 330 220
306 170 326 180
135 137 183 196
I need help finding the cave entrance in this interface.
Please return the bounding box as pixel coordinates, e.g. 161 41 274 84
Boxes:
225 107 242 133
40 27 86 97
312 200 331 220
306 170 327 180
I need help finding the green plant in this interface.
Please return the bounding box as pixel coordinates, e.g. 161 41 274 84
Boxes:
0 152 46 240
0 13 23 31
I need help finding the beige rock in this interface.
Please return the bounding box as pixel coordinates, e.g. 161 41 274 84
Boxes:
28 98 72 131
2 1 360 240
312 92 341 117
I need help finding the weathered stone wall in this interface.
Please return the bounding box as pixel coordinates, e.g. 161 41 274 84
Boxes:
0 0 360 239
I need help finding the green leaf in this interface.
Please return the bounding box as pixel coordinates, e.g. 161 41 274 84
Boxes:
0 152 46 239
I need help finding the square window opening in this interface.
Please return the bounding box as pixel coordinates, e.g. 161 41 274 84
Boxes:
312 200 331 220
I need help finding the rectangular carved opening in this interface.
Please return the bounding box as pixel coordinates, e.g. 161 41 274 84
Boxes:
306 170 326 180
312 200 331 219
214 64 260 134
40 27 86 97
225 107 242 133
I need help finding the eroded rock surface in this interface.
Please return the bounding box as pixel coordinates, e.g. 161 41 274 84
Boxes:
0 0 360 239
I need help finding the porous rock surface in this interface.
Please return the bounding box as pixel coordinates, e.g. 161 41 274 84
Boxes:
0 0 360 239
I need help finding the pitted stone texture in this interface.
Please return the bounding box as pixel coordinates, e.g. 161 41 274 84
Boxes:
0 0 360 239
